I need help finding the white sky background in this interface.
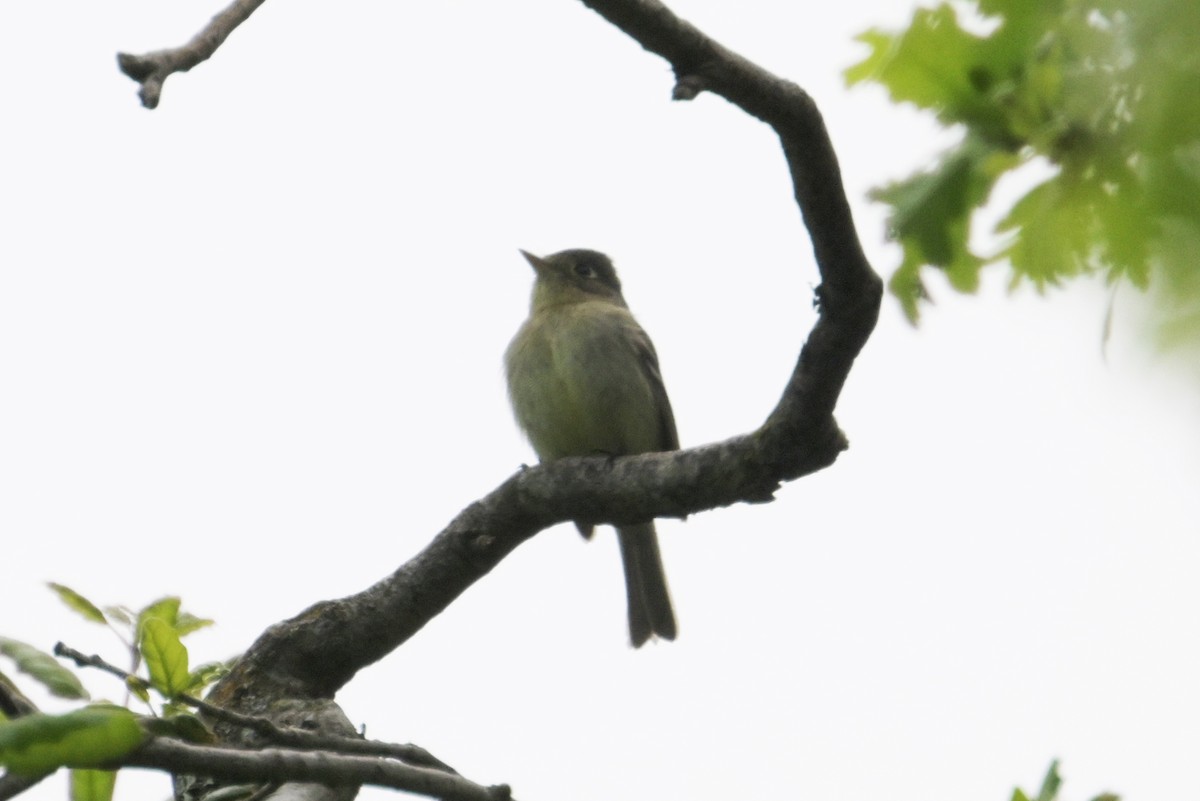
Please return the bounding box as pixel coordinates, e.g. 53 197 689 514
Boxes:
2 1 1199 801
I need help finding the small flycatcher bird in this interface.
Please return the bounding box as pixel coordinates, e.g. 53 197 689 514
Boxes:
505 248 678 647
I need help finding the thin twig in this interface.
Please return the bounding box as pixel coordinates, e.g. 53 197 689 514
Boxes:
127 738 513 801
52 643 455 773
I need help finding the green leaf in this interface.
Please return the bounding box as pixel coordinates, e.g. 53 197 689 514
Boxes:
879 136 1019 263
143 713 214 744
71 769 117 801
872 134 1020 307
1036 759 1063 801
101 607 133 628
47 584 106 626
0 706 143 776
872 152 973 268
1094 180 1152 289
846 5 986 113
139 619 189 697
136 597 181 636
0 639 88 701
1153 216 1200 348
157 700 190 719
844 28 895 86
888 248 929 324
174 612 215 639
976 0 1061 21
996 176 1095 288
169 714 215 744
185 661 230 695
846 4 1023 144
124 676 150 705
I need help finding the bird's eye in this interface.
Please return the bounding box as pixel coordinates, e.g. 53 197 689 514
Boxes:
574 263 596 279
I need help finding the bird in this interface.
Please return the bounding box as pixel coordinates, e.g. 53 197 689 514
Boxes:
504 248 678 647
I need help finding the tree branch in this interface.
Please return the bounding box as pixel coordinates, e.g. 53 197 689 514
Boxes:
0 772 48 801
117 0 267 108
202 0 881 705
579 0 881 444
117 0 882 795
126 738 512 801
52 642 454 773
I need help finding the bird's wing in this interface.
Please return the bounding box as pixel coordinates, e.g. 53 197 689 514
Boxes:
630 324 680 452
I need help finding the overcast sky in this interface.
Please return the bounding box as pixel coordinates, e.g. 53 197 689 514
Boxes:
3 2 1199 801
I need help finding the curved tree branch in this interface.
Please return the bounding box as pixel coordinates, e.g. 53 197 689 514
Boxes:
204 0 881 705
117 0 266 108
115 0 882 796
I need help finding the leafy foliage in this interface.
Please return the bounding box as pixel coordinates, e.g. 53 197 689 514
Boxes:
44 584 215 701
1012 760 1119 801
847 0 1200 344
0 586 227 793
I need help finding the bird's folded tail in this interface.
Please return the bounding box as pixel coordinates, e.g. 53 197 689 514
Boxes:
617 522 677 647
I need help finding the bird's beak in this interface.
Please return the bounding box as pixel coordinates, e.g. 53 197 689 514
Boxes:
519 249 548 274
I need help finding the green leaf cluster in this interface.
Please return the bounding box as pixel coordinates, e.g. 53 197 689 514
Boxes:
1012 760 1119 801
847 0 1200 343
45 585 224 706
0 586 227 801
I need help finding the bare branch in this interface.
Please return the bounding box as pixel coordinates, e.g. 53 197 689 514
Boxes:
201 0 881 708
126 738 512 801
118 0 882 795
117 0 267 108
54 642 148 686
578 0 881 421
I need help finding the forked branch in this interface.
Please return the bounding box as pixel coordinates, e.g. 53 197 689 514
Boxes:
109 1 884 799
117 0 267 108
202 0 881 704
